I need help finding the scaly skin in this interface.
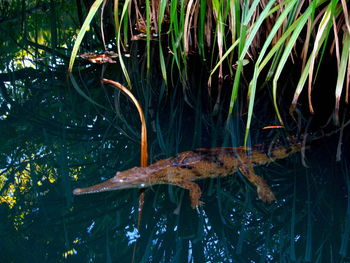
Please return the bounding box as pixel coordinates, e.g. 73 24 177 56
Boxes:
73 143 301 208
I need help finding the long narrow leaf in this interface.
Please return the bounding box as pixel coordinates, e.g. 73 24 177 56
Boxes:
308 5 332 113
113 0 119 32
290 4 342 114
158 0 168 83
146 0 151 70
272 5 312 124
101 79 148 166
68 0 104 72
198 0 207 57
335 31 350 122
209 38 239 82
116 0 132 88
228 0 275 119
245 0 297 144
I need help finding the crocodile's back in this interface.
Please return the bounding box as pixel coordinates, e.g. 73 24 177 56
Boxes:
147 147 250 182
147 143 301 182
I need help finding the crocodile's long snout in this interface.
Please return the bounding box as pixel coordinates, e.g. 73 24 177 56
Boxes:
73 167 150 195
73 176 125 195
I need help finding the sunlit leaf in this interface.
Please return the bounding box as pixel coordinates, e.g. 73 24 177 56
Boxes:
68 0 104 72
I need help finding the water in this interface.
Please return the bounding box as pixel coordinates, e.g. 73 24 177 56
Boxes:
0 1 349 262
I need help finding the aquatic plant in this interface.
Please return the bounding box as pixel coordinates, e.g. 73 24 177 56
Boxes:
69 0 350 144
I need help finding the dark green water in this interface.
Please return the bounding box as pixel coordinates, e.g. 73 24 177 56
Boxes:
1 1 349 263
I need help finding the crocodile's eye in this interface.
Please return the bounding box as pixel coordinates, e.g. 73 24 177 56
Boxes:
115 172 127 182
132 167 142 172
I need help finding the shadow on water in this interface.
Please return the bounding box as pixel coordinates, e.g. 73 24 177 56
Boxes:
1 1 350 263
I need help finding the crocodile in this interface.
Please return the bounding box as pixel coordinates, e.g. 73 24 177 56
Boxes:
73 141 302 208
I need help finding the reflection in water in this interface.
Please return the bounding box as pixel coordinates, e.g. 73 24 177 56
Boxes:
0 1 349 263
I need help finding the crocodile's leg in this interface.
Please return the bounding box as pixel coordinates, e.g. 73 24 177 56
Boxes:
238 163 276 203
171 180 204 209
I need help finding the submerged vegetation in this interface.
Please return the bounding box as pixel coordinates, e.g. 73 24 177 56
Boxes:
70 0 350 143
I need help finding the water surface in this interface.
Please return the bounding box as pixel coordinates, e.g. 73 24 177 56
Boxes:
0 2 349 262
